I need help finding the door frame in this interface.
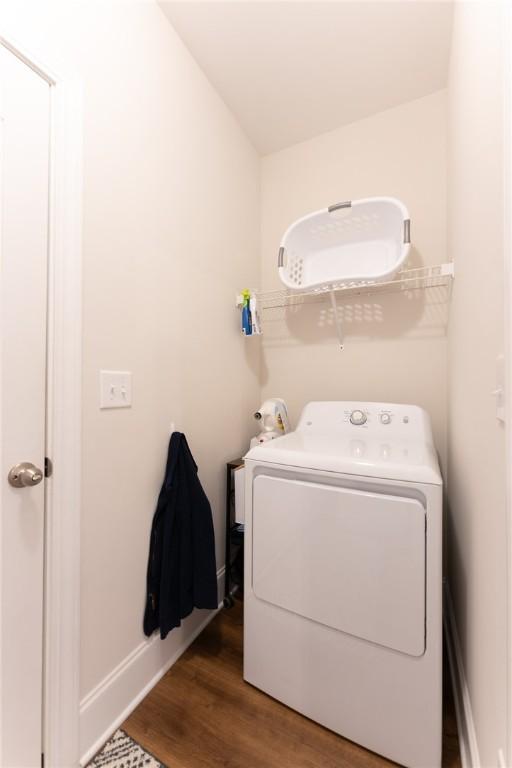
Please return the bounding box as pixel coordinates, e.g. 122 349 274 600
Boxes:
0 33 82 768
505 3 512 766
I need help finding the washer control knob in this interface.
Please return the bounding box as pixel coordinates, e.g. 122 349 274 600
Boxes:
350 409 367 426
380 413 392 425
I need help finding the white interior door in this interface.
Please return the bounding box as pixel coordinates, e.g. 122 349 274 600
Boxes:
0 44 50 767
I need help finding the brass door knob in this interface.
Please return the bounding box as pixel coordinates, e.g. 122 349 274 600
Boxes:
8 462 44 488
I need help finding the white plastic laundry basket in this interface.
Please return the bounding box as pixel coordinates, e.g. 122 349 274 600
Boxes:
278 197 410 292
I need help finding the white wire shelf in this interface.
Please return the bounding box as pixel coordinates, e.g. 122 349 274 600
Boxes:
256 263 454 311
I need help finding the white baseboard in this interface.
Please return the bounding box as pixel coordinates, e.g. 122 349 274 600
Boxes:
80 567 226 765
444 582 481 768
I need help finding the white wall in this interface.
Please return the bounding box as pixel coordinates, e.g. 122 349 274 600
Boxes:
1 1 260 760
260 91 449 469
447 2 508 765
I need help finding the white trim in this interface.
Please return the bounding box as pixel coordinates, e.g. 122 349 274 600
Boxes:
0 33 57 84
504 1 512 765
44 76 83 768
80 568 225 766
444 583 481 768
0 31 83 768
79 610 217 767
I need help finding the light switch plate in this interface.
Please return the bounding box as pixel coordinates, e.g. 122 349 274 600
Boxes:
100 370 132 409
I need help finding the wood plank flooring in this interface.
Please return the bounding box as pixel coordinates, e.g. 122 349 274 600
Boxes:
123 600 461 768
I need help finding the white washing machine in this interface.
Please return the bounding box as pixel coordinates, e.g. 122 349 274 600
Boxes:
243 401 442 768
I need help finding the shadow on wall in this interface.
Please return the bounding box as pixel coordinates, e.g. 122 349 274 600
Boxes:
444 495 468 640
243 329 262 380
260 286 449 346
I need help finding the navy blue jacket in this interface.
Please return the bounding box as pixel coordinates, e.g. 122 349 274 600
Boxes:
143 432 218 638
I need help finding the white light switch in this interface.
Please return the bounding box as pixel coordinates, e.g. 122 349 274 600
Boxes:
100 370 132 409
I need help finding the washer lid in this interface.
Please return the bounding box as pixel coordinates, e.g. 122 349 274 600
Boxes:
245 401 442 485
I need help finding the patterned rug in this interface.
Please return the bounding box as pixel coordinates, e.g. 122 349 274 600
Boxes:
88 729 166 768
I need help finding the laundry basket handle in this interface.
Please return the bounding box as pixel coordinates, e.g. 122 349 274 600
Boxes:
327 200 352 213
278 247 285 268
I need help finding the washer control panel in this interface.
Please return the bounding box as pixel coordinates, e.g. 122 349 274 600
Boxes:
344 406 400 428
297 402 427 441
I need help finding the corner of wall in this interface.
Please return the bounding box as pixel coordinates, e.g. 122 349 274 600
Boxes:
79 569 225 765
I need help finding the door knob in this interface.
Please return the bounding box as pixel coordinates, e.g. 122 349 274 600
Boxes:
8 462 44 488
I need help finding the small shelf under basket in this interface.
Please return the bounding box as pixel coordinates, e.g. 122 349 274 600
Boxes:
236 263 453 350
258 262 454 311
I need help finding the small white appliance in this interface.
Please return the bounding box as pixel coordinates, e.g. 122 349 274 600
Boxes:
251 398 290 447
243 401 442 768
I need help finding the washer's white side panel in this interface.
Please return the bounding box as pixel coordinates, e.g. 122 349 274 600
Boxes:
253 475 425 656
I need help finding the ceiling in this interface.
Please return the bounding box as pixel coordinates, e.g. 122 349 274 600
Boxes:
159 1 453 155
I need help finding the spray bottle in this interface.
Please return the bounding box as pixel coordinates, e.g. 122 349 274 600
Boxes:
241 289 252 336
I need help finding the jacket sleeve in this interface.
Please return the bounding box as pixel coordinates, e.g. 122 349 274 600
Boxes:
182 437 218 611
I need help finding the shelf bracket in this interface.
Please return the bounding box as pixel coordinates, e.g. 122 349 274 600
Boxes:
330 291 344 350
440 262 455 277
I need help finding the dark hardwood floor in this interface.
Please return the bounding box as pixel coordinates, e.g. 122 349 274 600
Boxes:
123 600 461 768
